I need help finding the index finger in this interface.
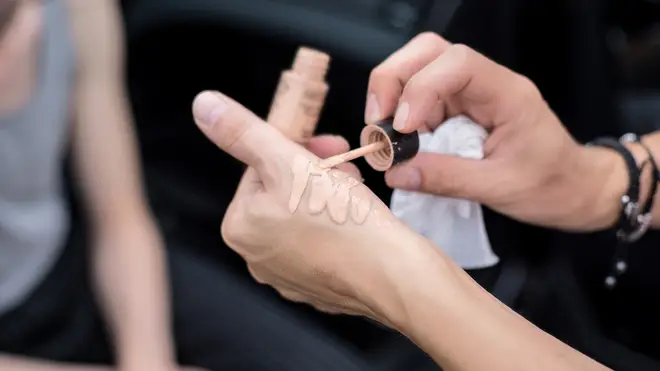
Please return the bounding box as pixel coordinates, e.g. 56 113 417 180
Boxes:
395 44 543 133
366 32 451 124
192 91 311 191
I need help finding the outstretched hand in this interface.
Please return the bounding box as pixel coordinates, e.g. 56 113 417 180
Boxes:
192 91 417 322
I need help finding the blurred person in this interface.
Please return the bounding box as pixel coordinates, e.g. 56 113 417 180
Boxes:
189 32 660 371
0 1 379 371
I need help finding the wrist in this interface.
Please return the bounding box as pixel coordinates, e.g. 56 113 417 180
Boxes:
576 142 650 231
359 232 489 367
355 229 462 333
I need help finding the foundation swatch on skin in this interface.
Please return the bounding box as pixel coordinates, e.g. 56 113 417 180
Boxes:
289 155 372 224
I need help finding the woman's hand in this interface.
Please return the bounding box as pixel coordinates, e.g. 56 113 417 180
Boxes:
365 32 626 231
191 91 427 323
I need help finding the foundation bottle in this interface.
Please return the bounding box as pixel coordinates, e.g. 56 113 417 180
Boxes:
359 120 419 171
267 47 331 143
318 119 420 171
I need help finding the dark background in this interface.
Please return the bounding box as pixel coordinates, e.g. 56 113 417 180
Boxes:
118 0 660 369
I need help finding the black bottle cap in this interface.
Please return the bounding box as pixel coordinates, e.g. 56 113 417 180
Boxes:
359 119 420 171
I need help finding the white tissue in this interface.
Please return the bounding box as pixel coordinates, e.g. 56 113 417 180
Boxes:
390 115 499 269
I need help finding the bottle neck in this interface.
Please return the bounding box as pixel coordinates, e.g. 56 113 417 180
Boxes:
291 47 330 81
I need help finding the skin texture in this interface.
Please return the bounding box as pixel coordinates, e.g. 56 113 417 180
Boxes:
191 90 611 371
365 32 660 231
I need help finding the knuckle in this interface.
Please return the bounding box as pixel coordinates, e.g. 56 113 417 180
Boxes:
420 166 463 196
413 31 444 45
220 208 248 248
221 196 270 249
211 110 245 149
224 114 256 152
431 175 461 196
369 65 394 85
446 43 474 65
248 265 269 285
243 195 276 221
249 151 267 174
404 73 433 96
513 74 541 102
221 194 287 262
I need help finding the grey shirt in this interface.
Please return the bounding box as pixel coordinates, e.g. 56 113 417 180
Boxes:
0 0 76 315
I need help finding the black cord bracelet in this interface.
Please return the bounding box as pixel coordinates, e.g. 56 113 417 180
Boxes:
643 142 660 183
587 137 644 241
587 134 652 289
623 133 658 222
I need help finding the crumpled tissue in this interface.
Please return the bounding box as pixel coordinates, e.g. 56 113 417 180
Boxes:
390 115 499 269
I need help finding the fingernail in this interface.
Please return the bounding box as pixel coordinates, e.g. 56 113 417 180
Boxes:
387 166 421 190
365 93 381 123
193 91 227 128
393 101 409 131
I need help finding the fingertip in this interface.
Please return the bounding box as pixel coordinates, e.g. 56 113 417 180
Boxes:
392 101 411 133
191 90 279 174
366 72 403 125
192 90 228 129
364 93 382 124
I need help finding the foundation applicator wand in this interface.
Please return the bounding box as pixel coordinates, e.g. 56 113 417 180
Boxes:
318 142 386 169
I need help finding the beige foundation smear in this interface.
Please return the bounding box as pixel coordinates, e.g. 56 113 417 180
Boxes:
266 47 377 224
289 155 371 225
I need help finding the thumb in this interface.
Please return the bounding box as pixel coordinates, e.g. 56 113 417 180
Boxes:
384 152 492 202
192 90 301 182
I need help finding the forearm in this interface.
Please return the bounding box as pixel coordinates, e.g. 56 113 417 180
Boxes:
0 355 110 370
68 0 148 230
367 237 609 371
67 1 176 367
91 217 174 368
73 85 173 368
73 62 174 370
73 80 148 230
